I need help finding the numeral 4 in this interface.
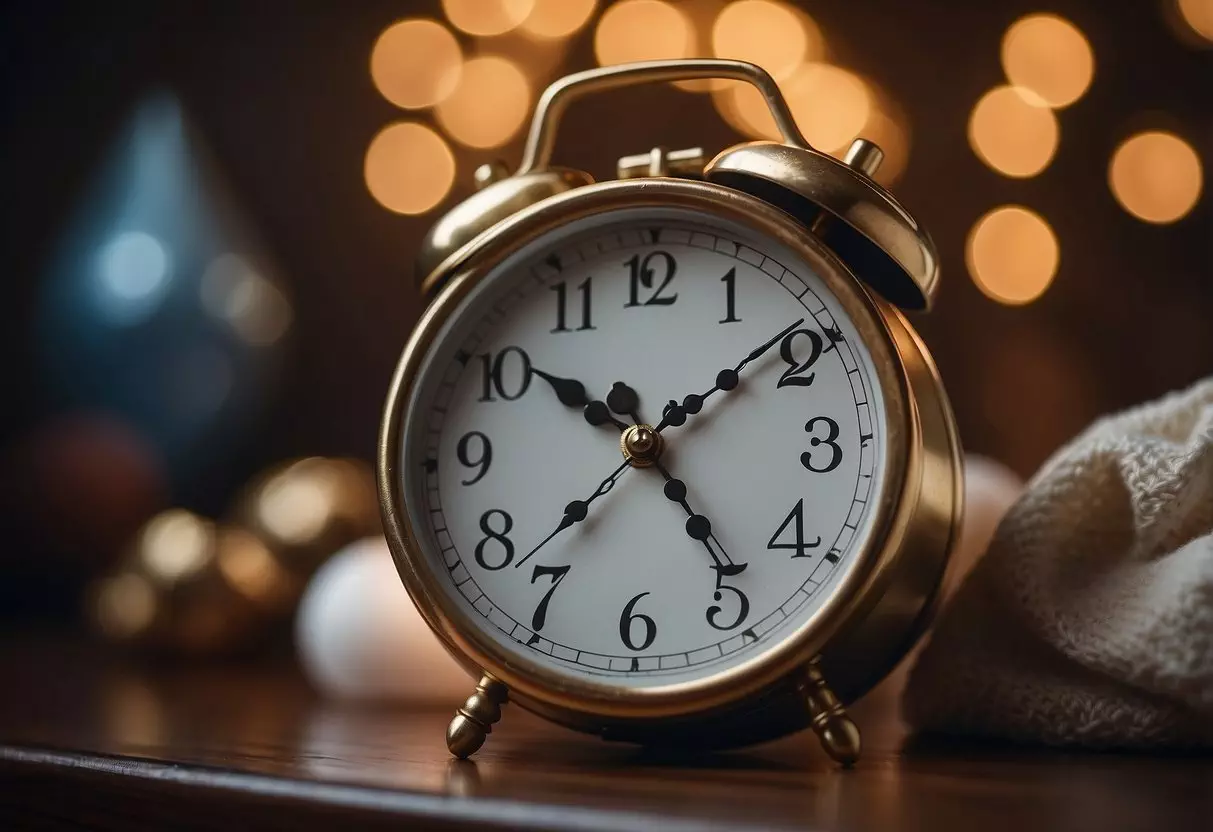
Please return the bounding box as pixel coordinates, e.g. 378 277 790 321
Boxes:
767 498 822 558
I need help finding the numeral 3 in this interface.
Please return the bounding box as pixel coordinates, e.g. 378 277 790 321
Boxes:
801 416 843 473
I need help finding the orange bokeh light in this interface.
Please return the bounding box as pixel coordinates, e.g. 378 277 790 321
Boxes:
712 1 821 82
520 0 597 39
442 0 535 37
594 0 692 65
1001 13 1094 108
370 19 462 110
1109 130 1204 224
364 122 456 215
966 206 1059 305
968 85 1058 178
715 63 870 153
1177 0 1213 43
435 55 532 149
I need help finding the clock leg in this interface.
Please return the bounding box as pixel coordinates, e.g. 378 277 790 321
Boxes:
446 674 509 759
800 658 862 766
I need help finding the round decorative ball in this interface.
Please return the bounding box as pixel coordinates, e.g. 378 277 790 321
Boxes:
296 536 469 702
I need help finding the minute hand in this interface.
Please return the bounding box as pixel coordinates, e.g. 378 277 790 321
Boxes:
655 317 805 432
514 459 631 569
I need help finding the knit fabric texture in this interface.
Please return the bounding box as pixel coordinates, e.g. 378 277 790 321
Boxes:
904 378 1213 747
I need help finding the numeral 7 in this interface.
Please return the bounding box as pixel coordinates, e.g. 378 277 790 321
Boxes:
529 564 571 631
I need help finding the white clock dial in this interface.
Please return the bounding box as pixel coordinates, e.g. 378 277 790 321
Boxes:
402 206 887 688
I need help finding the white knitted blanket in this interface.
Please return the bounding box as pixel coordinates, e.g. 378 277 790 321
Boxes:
904 378 1213 747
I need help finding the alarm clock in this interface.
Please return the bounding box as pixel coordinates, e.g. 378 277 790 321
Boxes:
378 60 962 766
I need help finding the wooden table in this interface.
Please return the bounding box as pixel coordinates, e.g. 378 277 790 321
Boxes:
1 635 1209 830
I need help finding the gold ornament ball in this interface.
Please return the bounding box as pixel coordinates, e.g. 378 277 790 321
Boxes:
228 457 381 578
90 510 265 655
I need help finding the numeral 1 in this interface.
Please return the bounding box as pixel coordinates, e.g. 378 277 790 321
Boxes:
551 277 595 333
719 267 741 323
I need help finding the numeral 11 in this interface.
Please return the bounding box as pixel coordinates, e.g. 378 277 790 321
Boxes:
551 277 595 333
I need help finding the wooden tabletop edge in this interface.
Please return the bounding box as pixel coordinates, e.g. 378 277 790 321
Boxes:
0 743 776 832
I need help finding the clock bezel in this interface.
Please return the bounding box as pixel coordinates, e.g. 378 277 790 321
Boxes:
379 178 917 722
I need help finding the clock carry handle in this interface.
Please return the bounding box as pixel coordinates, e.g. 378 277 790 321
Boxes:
418 58 936 311
510 60 937 313
516 59 813 175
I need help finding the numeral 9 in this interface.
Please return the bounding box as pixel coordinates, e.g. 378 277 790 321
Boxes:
456 431 492 486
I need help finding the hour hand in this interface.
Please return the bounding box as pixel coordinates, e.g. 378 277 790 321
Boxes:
531 368 629 431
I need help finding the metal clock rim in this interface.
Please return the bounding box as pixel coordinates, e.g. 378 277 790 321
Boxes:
378 178 917 722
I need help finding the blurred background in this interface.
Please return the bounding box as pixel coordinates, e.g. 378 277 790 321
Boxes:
0 0 1208 640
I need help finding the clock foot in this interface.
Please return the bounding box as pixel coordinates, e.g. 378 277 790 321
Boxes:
800 659 862 767
446 674 509 759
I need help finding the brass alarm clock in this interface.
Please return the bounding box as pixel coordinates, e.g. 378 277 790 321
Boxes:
378 60 962 766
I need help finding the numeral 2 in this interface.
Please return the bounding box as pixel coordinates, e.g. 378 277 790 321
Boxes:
551 277 594 333
624 252 678 307
777 329 823 388
767 498 822 557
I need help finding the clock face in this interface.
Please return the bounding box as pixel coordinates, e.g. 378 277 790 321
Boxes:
400 205 889 689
